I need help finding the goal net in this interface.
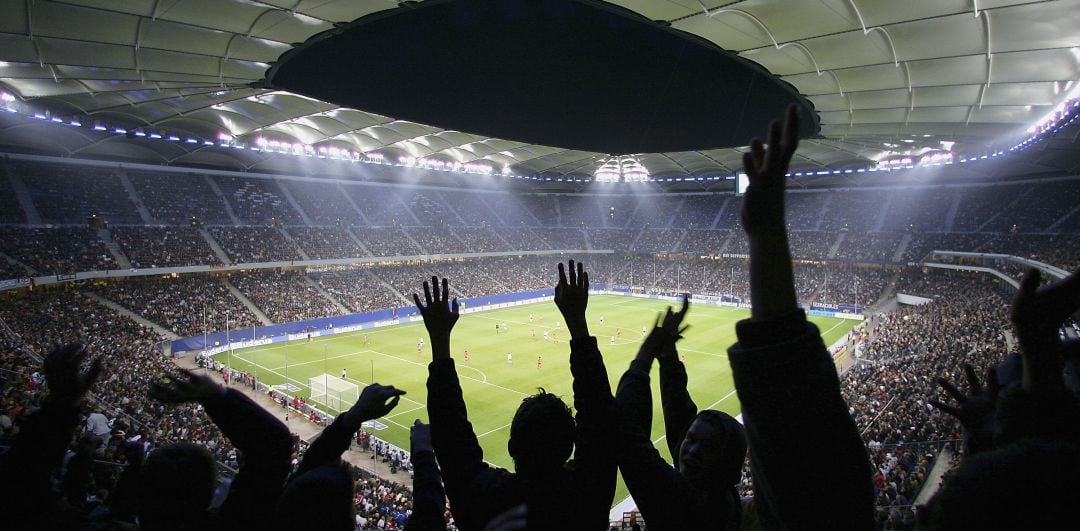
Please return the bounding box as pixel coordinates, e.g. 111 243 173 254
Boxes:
309 374 359 411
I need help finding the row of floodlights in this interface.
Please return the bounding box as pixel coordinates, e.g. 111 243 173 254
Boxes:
2 89 1078 182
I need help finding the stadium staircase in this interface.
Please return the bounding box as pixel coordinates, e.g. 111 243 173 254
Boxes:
399 229 427 255
489 227 518 251
0 252 36 276
435 191 470 225
362 270 413 306
913 446 955 506
222 279 273 325
670 229 689 252
336 182 374 225
583 229 593 251
872 194 893 231
279 228 311 260
716 230 736 255
275 181 314 226
302 274 351 315
872 271 902 310
96 229 132 269
202 174 243 226
709 196 732 229
396 194 424 226
115 168 154 224
975 187 1033 233
343 227 375 256
827 232 846 259
891 233 914 262
1047 202 1080 232
813 194 831 230
84 292 179 339
553 196 563 226
198 228 234 265
627 226 649 250
4 162 42 224
943 192 962 232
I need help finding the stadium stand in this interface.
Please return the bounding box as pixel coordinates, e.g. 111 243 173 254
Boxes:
230 269 344 323
213 175 302 225
287 227 369 260
127 170 233 225
112 227 220 268
280 180 365 226
17 162 141 224
209 226 302 264
0 226 115 274
91 275 261 337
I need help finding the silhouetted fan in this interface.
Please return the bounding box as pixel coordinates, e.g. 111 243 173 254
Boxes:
266 0 819 155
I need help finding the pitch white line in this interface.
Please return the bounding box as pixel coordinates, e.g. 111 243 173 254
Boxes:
365 348 528 397
476 422 512 438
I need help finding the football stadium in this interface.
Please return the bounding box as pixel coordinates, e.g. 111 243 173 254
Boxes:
1 1 1079 530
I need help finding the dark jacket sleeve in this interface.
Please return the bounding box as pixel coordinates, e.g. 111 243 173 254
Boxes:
658 354 698 468
203 388 293 528
427 358 497 531
567 336 618 530
728 310 873 531
0 398 83 527
614 357 702 531
291 411 355 479
406 448 447 531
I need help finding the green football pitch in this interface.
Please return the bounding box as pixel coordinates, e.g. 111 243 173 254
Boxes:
215 294 857 504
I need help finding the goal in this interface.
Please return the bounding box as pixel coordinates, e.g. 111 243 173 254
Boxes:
309 374 359 411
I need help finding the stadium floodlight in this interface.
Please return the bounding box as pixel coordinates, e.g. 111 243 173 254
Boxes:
594 155 650 182
309 374 359 411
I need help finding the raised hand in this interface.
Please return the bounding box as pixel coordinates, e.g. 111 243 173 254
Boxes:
740 106 800 321
929 364 1000 453
410 419 433 453
44 342 103 405
740 104 799 236
639 295 691 360
413 276 460 360
149 370 226 404
657 294 691 359
554 260 590 339
344 383 405 430
1011 268 1080 391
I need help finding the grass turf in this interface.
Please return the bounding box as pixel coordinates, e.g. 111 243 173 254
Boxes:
215 294 857 505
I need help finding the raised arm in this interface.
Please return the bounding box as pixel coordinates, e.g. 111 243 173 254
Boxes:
150 369 292 527
556 260 619 528
293 383 405 478
655 296 697 464
994 268 1080 446
406 420 448 531
0 343 102 527
614 312 702 528
416 276 491 529
730 106 873 530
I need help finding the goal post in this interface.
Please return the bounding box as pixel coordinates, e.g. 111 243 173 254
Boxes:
309 374 359 411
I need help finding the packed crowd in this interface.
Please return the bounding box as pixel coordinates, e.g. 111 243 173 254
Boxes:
91 275 262 338
842 271 1012 528
209 226 302 264
127 170 233 226
352 228 424 257
0 226 115 275
231 269 344 323
287 227 369 260
313 267 410 314
111 227 220 268
17 161 143 225
214 175 303 225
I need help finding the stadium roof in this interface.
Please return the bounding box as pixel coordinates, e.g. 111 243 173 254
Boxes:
0 0 1079 182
